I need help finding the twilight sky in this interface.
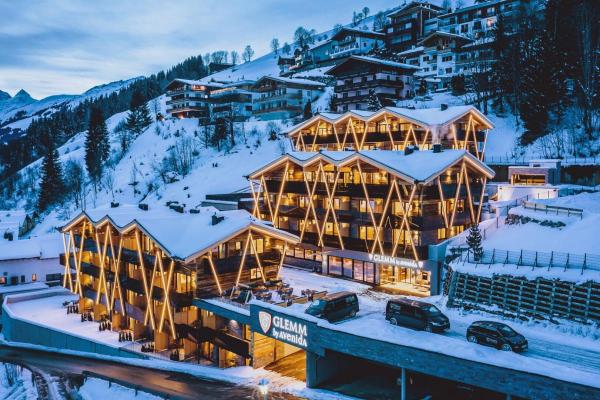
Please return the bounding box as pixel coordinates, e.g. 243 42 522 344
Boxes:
0 0 396 99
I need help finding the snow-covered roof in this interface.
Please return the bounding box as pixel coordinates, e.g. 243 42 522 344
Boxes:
327 56 420 76
418 31 473 46
165 78 225 90
397 46 424 57
62 205 299 263
249 149 495 184
0 234 63 261
254 75 326 88
460 36 494 49
387 1 445 17
331 27 386 41
287 105 494 134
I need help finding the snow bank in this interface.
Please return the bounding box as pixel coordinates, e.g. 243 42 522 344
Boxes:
78 378 160 400
451 261 600 285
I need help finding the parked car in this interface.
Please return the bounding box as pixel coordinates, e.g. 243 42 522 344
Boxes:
305 291 359 322
385 298 450 332
466 321 528 352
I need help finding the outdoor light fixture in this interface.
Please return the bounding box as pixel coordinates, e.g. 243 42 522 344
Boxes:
257 378 270 399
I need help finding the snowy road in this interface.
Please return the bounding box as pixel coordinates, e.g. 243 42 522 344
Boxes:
0 346 303 400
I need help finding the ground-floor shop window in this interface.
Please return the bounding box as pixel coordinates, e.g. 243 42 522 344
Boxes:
329 256 342 275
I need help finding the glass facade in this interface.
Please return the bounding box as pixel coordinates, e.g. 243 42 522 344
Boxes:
326 254 429 294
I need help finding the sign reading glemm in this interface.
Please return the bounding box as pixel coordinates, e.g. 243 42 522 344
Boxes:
368 253 421 269
259 310 308 348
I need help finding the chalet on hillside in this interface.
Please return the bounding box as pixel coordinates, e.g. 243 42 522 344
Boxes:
311 28 386 64
209 80 256 122
165 79 223 119
385 1 445 51
252 76 325 121
327 56 418 112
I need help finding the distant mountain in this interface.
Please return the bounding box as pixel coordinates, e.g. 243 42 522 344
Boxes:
0 89 37 117
0 78 142 133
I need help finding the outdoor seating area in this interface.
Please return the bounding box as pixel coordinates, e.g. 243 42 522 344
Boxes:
225 278 327 308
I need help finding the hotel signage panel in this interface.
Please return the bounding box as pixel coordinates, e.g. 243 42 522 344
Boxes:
256 310 309 348
368 253 421 269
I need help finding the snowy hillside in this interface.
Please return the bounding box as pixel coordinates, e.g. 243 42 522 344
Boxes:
8 94 294 236
0 77 142 139
0 90 37 118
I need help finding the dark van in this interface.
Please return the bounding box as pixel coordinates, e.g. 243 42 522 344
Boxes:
385 298 450 332
305 291 359 322
466 321 528 352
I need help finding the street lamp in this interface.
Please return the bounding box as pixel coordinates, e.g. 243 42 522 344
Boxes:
257 378 269 400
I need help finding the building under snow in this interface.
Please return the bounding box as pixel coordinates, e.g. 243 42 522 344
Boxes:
251 76 325 121
245 105 495 296
326 56 419 112
58 205 298 366
0 234 64 286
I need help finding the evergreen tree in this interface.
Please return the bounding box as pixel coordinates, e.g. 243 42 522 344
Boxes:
450 74 466 95
366 89 382 111
37 143 65 211
491 14 514 112
125 90 152 137
85 106 110 185
303 100 313 120
519 29 565 145
466 224 483 262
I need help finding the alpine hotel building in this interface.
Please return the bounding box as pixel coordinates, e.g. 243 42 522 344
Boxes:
59 206 298 366
246 105 494 295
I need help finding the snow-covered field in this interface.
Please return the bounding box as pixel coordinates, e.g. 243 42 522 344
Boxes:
77 378 160 400
483 191 600 254
10 93 294 237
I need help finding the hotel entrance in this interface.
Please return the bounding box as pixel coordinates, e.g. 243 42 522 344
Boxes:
254 332 306 381
379 265 431 296
324 249 433 296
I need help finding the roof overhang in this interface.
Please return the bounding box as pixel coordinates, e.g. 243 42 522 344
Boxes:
61 210 299 264
248 150 495 185
287 106 494 138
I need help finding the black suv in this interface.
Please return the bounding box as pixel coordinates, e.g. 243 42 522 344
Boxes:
305 291 359 323
385 298 450 333
466 321 528 352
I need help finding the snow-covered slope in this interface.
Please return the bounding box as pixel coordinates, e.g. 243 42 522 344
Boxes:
0 89 37 117
8 94 293 236
0 77 142 140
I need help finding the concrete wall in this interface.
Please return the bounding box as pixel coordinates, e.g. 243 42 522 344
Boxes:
249 303 600 400
2 289 147 360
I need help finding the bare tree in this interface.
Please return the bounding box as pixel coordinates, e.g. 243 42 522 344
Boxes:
166 135 198 177
102 165 116 201
230 50 240 65
211 50 228 64
270 38 280 54
63 159 86 209
242 45 255 62
203 52 211 66
454 0 465 10
441 0 452 12
282 42 291 55
362 6 370 19
372 12 386 31
294 27 316 48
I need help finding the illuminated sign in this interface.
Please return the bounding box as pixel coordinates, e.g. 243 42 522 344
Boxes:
258 311 308 348
368 253 421 269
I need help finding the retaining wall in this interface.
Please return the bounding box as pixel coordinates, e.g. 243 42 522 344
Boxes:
2 289 147 360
